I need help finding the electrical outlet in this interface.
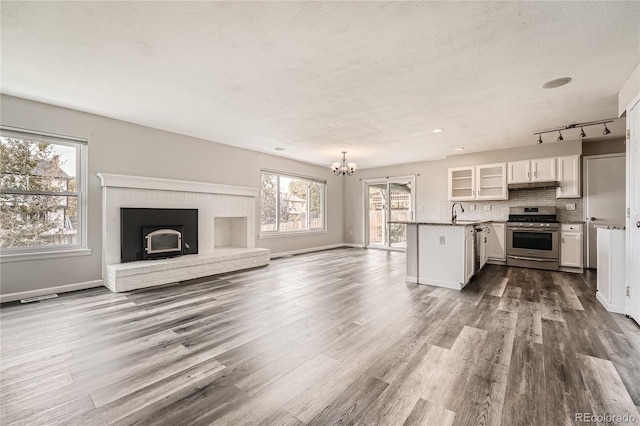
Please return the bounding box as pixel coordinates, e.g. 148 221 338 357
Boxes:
286 236 291 242
439 236 445 245
566 203 576 211
418 205 424 211
349 230 353 236
470 204 476 211
483 205 491 211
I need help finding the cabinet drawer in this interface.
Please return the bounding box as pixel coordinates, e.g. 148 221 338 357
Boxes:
561 224 583 232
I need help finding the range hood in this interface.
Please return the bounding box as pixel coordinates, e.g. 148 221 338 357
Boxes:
507 180 560 190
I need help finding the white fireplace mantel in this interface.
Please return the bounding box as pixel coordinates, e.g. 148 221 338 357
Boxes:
97 173 268 293
97 173 258 197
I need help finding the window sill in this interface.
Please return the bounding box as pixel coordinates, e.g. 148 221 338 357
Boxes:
0 248 92 263
259 230 328 239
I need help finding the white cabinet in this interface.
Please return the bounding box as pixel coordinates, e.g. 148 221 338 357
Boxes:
465 227 475 283
556 155 581 198
531 157 557 181
449 163 507 201
476 227 489 271
486 222 506 262
508 158 556 183
476 163 507 200
449 166 475 201
508 160 531 184
596 228 626 314
560 224 583 269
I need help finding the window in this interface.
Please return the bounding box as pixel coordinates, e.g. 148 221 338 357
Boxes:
0 126 87 254
260 171 326 235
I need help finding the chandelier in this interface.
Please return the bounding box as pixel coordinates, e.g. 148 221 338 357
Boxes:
330 151 357 176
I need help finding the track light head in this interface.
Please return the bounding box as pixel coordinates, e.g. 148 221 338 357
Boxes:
603 123 611 135
536 134 543 144
579 127 586 138
557 131 564 142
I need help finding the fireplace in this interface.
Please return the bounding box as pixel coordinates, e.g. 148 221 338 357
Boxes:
121 208 198 263
143 225 184 259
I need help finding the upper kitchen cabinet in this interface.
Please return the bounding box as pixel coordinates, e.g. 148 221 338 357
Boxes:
449 163 508 201
556 155 581 198
508 158 556 183
507 160 531 184
476 163 507 200
448 166 476 201
531 157 557 182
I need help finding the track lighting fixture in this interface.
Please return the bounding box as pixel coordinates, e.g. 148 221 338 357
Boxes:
532 119 614 144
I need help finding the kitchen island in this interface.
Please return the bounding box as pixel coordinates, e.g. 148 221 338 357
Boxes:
392 221 489 290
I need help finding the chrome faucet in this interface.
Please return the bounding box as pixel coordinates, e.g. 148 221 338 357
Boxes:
451 202 465 224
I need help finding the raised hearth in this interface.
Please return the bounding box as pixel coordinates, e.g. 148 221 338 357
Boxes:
97 173 269 292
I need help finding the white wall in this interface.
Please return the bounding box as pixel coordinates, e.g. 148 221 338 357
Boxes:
344 140 583 246
0 95 344 296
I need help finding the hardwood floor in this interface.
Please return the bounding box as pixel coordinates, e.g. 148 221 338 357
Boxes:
1 248 639 425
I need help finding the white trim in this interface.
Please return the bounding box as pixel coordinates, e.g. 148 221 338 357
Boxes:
596 291 625 314
1 248 92 263
343 243 364 248
0 279 103 304
417 277 466 290
259 230 328 239
269 243 348 259
406 275 418 283
97 173 258 197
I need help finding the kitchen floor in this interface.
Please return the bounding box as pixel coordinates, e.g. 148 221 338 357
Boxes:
1 248 639 425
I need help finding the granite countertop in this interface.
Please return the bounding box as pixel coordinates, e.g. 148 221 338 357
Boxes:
594 224 626 230
389 220 492 227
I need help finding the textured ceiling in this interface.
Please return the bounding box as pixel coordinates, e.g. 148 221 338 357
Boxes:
1 2 638 169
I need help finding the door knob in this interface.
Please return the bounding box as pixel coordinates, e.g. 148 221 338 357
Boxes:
637 221 640 228
589 217 597 221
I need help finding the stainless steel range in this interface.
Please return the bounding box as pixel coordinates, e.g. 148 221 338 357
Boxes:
506 206 559 271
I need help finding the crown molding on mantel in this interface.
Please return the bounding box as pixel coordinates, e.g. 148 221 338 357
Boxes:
96 173 258 197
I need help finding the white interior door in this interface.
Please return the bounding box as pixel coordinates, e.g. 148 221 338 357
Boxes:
626 99 640 324
583 154 626 268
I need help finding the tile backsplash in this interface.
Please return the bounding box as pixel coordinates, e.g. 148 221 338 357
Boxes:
439 188 583 222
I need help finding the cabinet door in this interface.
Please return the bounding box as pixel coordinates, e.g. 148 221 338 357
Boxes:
560 232 583 268
476 163 508 200
465 229 475 283
508 160 531 183
449 166 476 201
557 155 581 198
486 223 506 260
531 157 557 182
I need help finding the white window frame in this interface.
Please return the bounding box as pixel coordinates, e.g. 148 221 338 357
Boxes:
0 126 90 262
259 169 327 238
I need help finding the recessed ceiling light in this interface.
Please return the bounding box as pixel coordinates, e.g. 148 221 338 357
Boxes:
455 147 464 151
542 77 572 89
275 147 285 151
432 128 444 133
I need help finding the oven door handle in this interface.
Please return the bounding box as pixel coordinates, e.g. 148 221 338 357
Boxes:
507 255 557 262
507 228 558 232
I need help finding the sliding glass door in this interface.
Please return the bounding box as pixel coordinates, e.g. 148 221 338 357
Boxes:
365 176 414 250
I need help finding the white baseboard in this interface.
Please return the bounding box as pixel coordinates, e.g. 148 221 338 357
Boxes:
342 243 365 248
596 291 625 314
1 279 104 304
270 244 361 259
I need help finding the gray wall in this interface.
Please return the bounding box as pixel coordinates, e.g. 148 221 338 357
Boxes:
344 140 584 245
0 95 344 295
582 137 626 156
